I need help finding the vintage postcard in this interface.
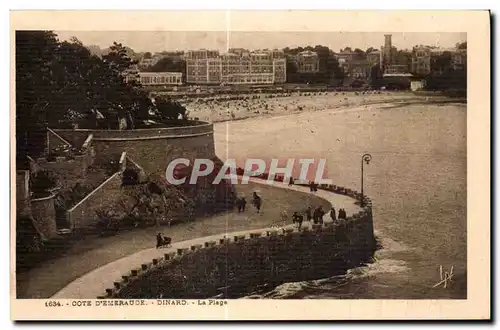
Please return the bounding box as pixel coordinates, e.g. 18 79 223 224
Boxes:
10 10 490 320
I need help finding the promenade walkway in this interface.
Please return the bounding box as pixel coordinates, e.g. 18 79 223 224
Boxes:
52 179 361 299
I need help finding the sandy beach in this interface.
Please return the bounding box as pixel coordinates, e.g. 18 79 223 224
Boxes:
181 91 461 123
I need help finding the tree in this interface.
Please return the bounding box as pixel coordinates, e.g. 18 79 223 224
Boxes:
102 42 137 76
16 31 62 161
457 42 467 50
146 57 185 73
143 52 152 59
431 51 452 74
153 98 189 121
366 47 376 54
325 54 343 81
16 31 156 162
394 50 412 70
353 48 366 60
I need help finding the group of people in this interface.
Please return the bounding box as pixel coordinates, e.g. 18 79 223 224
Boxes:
235 191 262 213
290 205 349 230
309 181 319 192
328 207 348 221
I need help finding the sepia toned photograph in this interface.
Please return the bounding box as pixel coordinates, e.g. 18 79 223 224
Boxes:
10 10 490 320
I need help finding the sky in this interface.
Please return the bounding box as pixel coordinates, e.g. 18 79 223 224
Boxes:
55 31 466 53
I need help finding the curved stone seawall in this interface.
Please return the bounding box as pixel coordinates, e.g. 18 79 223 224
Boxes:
99 183 375 299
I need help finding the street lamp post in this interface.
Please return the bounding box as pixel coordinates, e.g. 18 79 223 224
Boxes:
361 153 372 206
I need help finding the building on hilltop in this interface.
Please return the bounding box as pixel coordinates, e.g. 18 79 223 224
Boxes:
343 59 372 79
451 49 467 70
411 45 432 75
296 50 320 73
185 49 221 84
138 58 157 70
228 48 250 57
335 49 355 64
381 34 394 69
385 64 409 75
411 45 467 75
366 49 382 67
185 49 286 85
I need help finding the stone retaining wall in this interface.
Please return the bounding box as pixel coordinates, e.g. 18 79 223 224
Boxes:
31 153 93 190
98 183 375 299
30 194 58 240
66 154 126 230
52 121 215 176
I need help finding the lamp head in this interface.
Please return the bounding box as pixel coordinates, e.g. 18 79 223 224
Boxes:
362 154 372 165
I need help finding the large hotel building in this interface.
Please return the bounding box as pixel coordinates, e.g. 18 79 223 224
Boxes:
185 49 287 85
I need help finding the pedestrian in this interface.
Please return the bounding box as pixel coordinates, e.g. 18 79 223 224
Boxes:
252 191 262 213
289 177 294 186
292 212 304 230
241 197 246 212
156 232 163 249
236 198 242 212
313 206 322 224
339 208 346 220
317 206 325 224
330 207 336 222
306 206 313 222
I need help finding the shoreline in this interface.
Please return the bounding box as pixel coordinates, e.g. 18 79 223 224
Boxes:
183 91 465 124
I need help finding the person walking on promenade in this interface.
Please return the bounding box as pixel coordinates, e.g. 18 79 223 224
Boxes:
313 206 322 224
240 197 246 212
339 208 346 220
236 197 247 213
252 191 262 213
236 197 242 212
306 206 313 222
330 207 336 222
292 212 304 230
317 206 325 224
289 176 294 186
156 233 163 249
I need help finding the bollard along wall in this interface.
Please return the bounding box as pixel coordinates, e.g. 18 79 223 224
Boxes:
99 184 376 299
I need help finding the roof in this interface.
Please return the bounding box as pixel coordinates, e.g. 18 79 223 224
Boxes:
383 73 413 77
138 72 183 77
298 50 318 56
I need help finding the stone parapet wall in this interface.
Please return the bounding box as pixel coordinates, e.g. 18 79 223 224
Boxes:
30 194 58 240
31 153 93 190
66 171 123 230
52 121 215 176
98 183 375 299
53 121 212 140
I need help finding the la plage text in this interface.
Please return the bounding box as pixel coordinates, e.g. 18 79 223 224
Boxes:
158 299 228 307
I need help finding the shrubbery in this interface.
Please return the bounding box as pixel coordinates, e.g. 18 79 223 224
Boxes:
29 170 57 198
